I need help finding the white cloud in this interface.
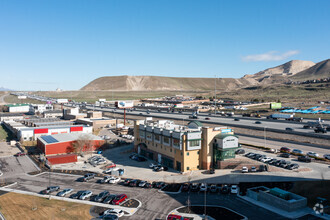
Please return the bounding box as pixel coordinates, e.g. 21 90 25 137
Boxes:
242 50 300 62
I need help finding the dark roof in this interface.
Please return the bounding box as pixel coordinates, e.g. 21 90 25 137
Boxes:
188 121 203 127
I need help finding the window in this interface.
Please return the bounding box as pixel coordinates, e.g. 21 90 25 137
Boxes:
163 137 170 144
154 134 160 141
146 132 152 140
189 140 200 147
187 167 190 170
170 149 172 152
187 152 189 156
173 138 180 146
174 149 176 153
181 152 183 156
197 151 199 155
197 165 199 169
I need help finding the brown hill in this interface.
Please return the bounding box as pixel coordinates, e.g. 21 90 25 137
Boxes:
80 75 259 91
243 60 315 83
290 59 330 81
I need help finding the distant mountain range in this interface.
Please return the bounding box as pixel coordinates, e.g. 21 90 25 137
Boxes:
81 58 330 91
0 87 12 91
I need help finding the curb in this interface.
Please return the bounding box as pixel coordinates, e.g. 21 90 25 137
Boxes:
158 185 182 195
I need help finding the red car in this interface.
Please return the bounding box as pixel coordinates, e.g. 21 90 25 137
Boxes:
106 163 116 169
167 214 190 220
280 147 291 153
111 194 127 205
14 152 26 157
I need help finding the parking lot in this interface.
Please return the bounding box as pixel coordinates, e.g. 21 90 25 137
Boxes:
5 172 285 219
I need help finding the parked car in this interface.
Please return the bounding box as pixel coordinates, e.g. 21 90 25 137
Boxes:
129 179 140 187
112 194 127 205
220 185 229 194
261 157 272 162
82 173 95 182
181 183 190 192
323 154 330 160
279 153 291 158
292 149 304 154
190 183 199 192
56 188 73 197
103 194 117 204
138 181 147 187
287 163 299 170
298 155 312 162
280 161 291 168
250 167 257 172
79 191 92 200
109 177 121 184
210 184 217 193
99 176 111 184
268 159 279 165
123 178 133 186
69 190 85 199
94 191 110 202
101 214 119 220
199 183 207 192
234 118 240 121
104 168 115 174
205 117 210 120
14 152 26 157
307 152 319 157
280 147 291 153
244 152 254 157
102 209 124 217
257 155 267 161
241 167 248 173
235 149 245 154
274 160 286 167
40 186 60 194
154 182 166 189
266 158 277 164
167 214 190 220
144 182 152 188
255 121 262 124
231 185 238 194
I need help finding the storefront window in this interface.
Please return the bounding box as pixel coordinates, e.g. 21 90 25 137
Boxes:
189 140 200 147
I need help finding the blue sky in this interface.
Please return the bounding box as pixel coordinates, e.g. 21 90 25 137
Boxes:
0 0 329 91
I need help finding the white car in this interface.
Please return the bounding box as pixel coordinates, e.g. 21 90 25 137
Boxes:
261 157 272 163
103 168 114 174
241 167 248 173
108 177 121 184
231 185 238 194
200 183 207 192
323 154 330 160
138 181 147 187
103 208 124 217
307 152 319 157
56 188 73 197
100 176 111 184
79 191 92 200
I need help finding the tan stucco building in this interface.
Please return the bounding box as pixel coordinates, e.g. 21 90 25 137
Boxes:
134 119 239 172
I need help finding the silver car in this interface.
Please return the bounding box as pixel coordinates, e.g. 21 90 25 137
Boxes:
56 188 73 197
79 191 92 200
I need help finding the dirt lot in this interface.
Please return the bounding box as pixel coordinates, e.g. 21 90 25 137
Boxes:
0 142 20 157
0 192 92 220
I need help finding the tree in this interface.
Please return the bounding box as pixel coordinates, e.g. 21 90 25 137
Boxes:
71 134 94 156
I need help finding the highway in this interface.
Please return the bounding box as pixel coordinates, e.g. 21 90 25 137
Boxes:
83 105 330 139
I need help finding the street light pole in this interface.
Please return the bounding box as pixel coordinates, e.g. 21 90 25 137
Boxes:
264 127 267 148
214 75 216 115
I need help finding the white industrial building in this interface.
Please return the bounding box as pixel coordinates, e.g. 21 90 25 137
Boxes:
29 104 54 114
3 120 93 141
6 104 30 113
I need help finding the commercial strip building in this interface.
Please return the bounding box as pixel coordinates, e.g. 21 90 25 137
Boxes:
134 119 239 172
42 110 63 118
5 104 30 113
29 104 53 114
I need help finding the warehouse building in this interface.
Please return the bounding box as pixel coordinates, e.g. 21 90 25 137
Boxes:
2 120 93 141
0 113 25 122
29 104 53 114
37 133 104 156
134 119 239 172
6 104 30 113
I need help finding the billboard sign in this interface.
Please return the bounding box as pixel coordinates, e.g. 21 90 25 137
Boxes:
270 102 282 109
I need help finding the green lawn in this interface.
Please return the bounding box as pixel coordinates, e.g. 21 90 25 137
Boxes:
0 125 14 141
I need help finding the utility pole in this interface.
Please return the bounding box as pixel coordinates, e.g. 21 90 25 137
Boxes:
204 184 207 219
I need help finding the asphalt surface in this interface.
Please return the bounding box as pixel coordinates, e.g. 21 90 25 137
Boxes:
7 172 286 220
83 105 330 139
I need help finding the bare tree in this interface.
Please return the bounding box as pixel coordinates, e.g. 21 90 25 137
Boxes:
71 134 94 156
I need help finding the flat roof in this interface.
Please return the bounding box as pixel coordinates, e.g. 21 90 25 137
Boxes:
39 133 103 145
19 124 89 131
6 104 29 107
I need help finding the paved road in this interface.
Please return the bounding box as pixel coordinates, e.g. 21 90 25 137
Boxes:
238 134 330 156
0 93 8 105
84 106 330 139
